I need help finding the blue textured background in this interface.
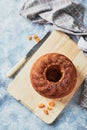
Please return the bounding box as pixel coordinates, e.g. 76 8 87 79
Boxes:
0 0 87 130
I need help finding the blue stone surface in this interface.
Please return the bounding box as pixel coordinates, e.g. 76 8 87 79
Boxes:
0 0 87 130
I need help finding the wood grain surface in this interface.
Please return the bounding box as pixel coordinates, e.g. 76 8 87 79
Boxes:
7 30 87 124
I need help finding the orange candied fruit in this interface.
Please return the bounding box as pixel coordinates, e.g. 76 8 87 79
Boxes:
43 109 48 115
35 38 40 43
38 103 45 108
33 34 40 43
33 34 38 39
49 101 55 107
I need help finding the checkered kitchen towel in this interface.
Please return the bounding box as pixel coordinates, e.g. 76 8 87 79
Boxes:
20 0 87 108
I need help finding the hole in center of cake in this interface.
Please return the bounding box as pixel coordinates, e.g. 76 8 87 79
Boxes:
46 65 62 82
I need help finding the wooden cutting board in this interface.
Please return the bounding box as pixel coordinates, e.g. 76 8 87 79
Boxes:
7 30 87 124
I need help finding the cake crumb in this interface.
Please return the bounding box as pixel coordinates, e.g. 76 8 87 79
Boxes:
47 106 52 110
28 36 32 41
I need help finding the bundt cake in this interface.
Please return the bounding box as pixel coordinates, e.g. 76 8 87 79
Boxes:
30 53 77 99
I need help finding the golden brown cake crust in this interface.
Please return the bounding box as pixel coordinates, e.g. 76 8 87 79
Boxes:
30 53 77 99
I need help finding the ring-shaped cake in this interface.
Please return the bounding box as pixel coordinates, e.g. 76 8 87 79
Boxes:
30 53 77 98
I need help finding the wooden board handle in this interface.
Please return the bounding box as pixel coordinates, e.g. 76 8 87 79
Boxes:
7 58 26 77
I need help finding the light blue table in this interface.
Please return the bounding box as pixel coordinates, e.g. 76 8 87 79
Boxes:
0 0 87 130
